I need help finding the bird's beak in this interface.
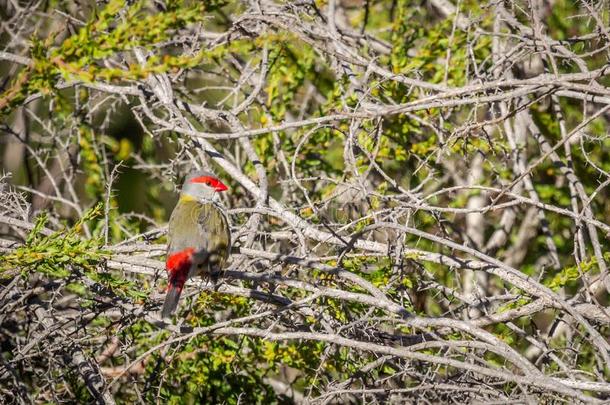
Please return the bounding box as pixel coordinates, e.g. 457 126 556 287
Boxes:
213 180 228 192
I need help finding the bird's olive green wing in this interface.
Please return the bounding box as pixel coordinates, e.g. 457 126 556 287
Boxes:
196 202 231 270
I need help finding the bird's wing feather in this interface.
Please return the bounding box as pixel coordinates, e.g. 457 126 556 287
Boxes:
196 201 230 269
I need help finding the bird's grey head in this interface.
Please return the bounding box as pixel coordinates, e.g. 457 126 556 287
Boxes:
180 170 228 201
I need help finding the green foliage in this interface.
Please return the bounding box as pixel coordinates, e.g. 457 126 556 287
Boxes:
546 257 596 292
264 35 316 120
0 0 223 114
154 337 276 404
0 204 149 301
3 0 609 401
0 205 107 279
137 294 326 403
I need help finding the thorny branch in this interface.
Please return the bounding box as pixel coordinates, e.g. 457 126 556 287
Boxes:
1 0 610 403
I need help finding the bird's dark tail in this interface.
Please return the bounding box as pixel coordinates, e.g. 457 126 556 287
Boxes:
161 284 182 318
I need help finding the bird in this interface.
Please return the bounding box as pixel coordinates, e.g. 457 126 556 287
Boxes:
161 170 231 318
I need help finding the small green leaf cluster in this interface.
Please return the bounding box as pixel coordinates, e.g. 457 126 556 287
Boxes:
1 205 106 278
546 257 597 292
136 294 324 404
1 0 217 114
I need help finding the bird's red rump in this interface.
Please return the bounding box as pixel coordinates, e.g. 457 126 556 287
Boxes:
166 248 195 271
166 248 195 291
190 175 228 192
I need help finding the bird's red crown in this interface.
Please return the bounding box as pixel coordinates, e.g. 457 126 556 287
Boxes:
190 175 228 192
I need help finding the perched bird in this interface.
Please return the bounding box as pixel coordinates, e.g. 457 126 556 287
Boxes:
161 170 231 318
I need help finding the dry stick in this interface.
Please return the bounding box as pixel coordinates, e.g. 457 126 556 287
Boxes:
0 216 54 236
30 306 116 405
227 113 268 249
138 68 610 140
364 222 610 367
103 277 607 401
107 248 609 326
489 104 610 208
111 244 543 379
135 62 400 305
4 2 610 402
122 23 610 395
105 292 325 392
177 326 608 401
527 117 610 284
6 180 605 332
489 32 561 268
311 383 508 404
419 184 610 234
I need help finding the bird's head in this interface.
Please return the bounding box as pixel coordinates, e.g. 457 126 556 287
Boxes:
180 170 228 201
